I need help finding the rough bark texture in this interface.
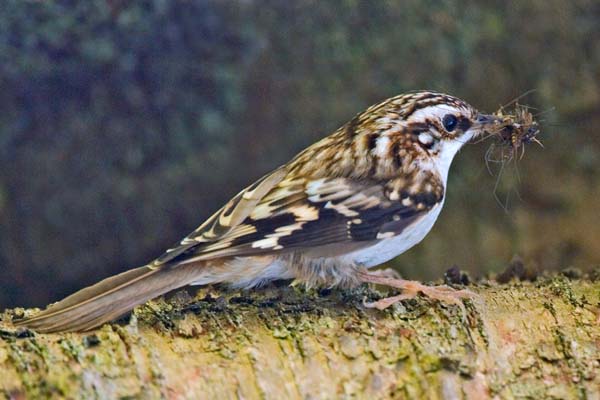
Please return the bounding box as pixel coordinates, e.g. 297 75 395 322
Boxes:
1 276 599 399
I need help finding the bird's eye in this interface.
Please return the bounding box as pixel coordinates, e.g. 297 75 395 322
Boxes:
442 114 458 132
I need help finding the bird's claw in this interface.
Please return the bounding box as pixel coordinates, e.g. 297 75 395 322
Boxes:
359 272 476 314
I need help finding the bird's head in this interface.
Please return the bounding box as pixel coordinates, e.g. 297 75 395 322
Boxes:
390 91 498 144
377 91 500 178
289 91 502 182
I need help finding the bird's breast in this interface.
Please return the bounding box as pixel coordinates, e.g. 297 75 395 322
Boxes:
340 202 445 268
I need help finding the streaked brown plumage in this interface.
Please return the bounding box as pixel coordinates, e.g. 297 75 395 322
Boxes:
15 91 510 333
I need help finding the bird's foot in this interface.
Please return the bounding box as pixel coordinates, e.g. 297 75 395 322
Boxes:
358 271 476 312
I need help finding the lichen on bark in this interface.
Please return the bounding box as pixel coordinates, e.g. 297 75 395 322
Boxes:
1 276 599 399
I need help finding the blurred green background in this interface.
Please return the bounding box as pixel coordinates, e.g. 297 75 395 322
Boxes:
1 0 599 308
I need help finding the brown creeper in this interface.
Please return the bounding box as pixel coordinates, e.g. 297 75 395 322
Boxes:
16 91 509 333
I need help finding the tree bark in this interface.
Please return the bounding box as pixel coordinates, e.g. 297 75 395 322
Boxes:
1 276 599 399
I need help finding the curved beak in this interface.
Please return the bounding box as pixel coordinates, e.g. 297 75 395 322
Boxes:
472 113 502 139
475 113 501 127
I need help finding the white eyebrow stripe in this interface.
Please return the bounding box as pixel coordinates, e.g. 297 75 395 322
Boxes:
409 104 468 122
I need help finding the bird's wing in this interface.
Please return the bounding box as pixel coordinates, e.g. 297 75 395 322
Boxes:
152 167 287 266
155 171 444 266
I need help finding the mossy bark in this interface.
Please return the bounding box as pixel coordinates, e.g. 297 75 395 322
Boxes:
1 277 599 399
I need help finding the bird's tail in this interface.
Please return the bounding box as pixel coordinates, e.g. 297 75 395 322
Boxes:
13 263 202 333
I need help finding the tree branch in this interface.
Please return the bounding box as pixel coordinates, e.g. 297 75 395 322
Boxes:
1 277 599 399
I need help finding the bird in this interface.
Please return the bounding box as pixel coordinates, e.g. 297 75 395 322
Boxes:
15 90 502 333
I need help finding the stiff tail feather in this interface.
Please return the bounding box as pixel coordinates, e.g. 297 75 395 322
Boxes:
13 263 202 333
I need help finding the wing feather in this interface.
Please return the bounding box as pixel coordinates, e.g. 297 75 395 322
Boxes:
157 173 444 265
153 167 287 266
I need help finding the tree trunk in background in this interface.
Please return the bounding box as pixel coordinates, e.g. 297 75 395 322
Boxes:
1 277 599 399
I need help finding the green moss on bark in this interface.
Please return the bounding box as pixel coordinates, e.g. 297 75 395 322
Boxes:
1 278 599 399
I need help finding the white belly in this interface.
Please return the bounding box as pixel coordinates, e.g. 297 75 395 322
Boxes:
340 203 444 268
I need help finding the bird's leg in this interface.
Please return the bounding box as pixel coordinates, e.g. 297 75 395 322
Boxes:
357 271 476 312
